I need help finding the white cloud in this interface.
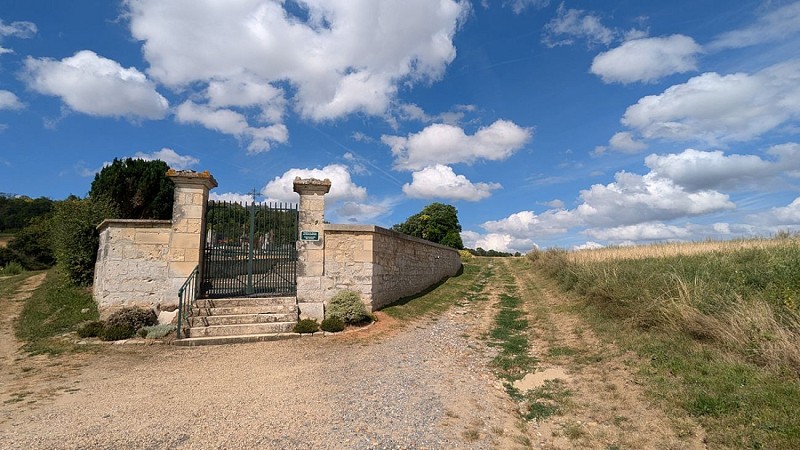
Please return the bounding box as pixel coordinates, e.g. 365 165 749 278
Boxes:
133 148 199 170
461 230 536 254
585 223 691 242
621 61 800 144
591 35 701 84
0 19 36 39
175 101 288 153
609 131 647 153
542 199 565 209
708 2 800 51
576 171 734 227
644 145 800 192
482 209 576 236
22 50 168 120
334 200 392 223
208 192 255 204
260 164 367 204
504 0 550 14
0 46 12 55
0 90 23 110
127 0 468 121
543 4 616 48
402 164 501 201
573 241 604 251
384 119 532 170
756 197 800 225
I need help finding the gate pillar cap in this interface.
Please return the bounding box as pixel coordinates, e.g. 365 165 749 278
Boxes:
293 177 331 195
167 169 218 190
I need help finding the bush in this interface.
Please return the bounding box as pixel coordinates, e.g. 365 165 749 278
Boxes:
105 307 158 332
0 261 24 275
100 323 135 341
327 290 371 324
6 218 55 270
139 324 176 339
293 319 319 334
50 197 118 285
320 317 345 333
76 320 105 338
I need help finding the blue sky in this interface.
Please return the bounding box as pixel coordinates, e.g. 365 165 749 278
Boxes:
2 0 800 252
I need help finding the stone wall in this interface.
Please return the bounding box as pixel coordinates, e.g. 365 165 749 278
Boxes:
323 224 462 311
93 220 172 311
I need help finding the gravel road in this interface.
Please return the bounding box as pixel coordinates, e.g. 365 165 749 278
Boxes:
1 303 523 449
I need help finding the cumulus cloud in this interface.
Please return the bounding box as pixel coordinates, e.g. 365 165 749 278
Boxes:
0 90 23 110
584 223 691 242
127 0 468 121
402 164 501 201
260 164 367 204
384 120 532 170
543 4 616 47
708 2 800 51
573 241 604 251
334 200 392 223
609 131 647 153
621 61 800 144
175 101 288 153
461 230 536 254
22 50 168 120
644 145 800 192
591 35 701 84
133 148 199 170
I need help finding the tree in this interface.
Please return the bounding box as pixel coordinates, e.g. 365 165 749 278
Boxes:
89 158 174 220
0 194 54 232
392 202 464 249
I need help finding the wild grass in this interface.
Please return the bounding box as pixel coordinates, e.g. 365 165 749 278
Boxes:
16 269 99 355
383 261 483 320
530 238 800 448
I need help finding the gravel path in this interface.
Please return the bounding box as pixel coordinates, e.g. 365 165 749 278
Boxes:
1 302 523 449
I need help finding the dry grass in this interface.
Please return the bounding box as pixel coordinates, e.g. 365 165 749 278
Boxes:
567 237 794 263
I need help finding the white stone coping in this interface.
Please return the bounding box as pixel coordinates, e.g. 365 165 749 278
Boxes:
97 219 172 232
324 224 460 254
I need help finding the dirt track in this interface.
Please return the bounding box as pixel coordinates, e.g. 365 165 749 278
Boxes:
0 260 707 449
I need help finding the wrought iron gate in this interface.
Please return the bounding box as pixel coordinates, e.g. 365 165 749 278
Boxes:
200 200 298 298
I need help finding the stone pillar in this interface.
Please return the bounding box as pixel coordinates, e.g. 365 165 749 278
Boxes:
293 177 331 320
166 170 218 302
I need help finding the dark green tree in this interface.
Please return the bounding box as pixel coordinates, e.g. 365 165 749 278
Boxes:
392 202 464 249
89 158 174 220
0 195 54 232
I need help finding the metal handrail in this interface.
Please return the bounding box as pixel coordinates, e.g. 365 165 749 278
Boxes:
176 266 199 339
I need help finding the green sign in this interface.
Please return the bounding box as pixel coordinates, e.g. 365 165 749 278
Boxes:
300 230 320 241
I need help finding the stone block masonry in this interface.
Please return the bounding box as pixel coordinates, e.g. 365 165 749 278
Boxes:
322 225 462 311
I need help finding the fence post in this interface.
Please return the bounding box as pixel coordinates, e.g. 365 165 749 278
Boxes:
166 170 218 302
293 177 331 320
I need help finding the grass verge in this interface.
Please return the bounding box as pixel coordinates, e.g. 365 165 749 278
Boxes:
0 271 36 297
15 269 99 355
383 259 485 320
531 241 800 448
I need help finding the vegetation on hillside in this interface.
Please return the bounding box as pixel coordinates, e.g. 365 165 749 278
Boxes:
529 238 800 448
0 194 54 232
392 202 464 249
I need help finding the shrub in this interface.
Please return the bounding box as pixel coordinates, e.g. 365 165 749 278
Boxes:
320 317 345 333
50 197 118 285
6 218 55 270
105 307 158 332
100 323 135 341
327 290 371 324
137 327 149 338
0 261 24 275
76 320 105 338
293 319 319 334
139 324 176 339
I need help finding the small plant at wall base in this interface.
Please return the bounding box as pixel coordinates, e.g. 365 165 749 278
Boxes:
327 290 372 324
294 319 319 334
320 317 345 332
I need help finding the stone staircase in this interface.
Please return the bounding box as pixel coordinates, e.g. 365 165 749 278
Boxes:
175 296 300 346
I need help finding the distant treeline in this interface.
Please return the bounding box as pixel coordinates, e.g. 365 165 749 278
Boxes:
0 194 55 232
466 247 521 257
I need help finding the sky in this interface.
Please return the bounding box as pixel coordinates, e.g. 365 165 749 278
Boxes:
1 0 800 253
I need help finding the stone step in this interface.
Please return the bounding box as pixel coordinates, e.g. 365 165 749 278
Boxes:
187 313 296 327
191 304 297 316
194 296 296 308
174 333 302 347
187 322 296 338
